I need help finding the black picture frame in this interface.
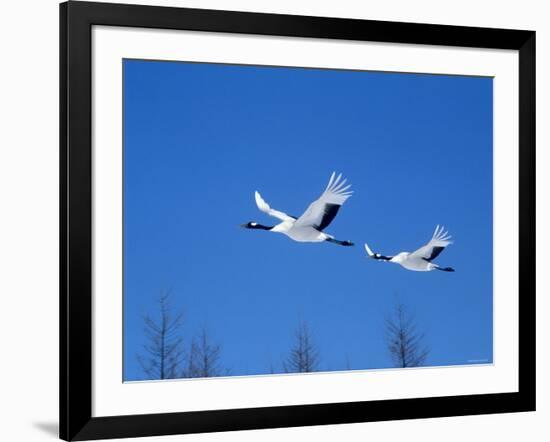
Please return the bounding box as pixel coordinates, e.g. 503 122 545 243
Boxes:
60 1 536 440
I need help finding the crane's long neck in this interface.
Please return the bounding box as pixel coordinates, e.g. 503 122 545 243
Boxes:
249 223 273 231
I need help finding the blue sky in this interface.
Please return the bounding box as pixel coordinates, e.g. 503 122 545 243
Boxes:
123 59 493 381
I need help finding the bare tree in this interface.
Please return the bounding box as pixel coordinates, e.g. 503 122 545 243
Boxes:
283 320 320 373
137 291 185 380
385 303 429 368
185 327 223 378
344 354 352 371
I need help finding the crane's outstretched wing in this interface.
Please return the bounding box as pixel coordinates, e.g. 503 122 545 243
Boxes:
254 191 295 222
410 225 453 261
294 172 353 231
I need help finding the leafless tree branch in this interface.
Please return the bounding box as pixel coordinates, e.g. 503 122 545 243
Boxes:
283 320 320 373
136 290 186 380
385 302 429 368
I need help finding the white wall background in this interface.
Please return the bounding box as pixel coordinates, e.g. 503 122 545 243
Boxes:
0 0 546 441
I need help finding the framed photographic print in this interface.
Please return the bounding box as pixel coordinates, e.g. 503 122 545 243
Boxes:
60 1 536 440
